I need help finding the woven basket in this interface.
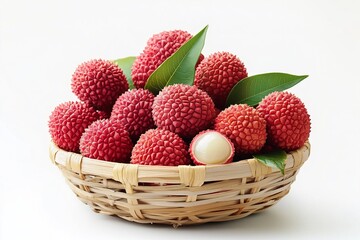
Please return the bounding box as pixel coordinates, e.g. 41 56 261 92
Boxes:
49 141 310 227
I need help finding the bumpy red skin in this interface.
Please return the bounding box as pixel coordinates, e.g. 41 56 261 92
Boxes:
97 110 110 119
260 143 276 153
196 54 205 67
131 129 190 166
152 84 216 139
131 30 204 89
111 89 155 141
209 108 221 129
214 104 267 155
189 130 235 165
48 101 99 152
71 59 129 110
257 92 311 151
80 119 133 163
195 52 248 109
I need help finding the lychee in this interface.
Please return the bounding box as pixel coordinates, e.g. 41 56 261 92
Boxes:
190 130 235 165
131 129 189 166
48 101 99 152
152 84 216 139
196 54 205 66
209 108 221 129
71 59 128 110
260 142 277 153
214 104 267 154
194 52 248 109
131 30 203 89
80 119 133 162
257 91 311 151
111 89 155 141
97 110 110 119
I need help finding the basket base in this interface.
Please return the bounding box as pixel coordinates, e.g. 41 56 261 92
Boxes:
94 197 285 228
61 164 297 226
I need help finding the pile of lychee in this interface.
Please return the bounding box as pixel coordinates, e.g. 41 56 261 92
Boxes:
49 29 311 166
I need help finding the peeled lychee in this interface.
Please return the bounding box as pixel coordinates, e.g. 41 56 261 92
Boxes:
80 119 133 162
71 59 128 110
257 91 311 151
131 30 203 89
131 129 189 166
190 130 235 165
214 104 267 154
195 52 248 109
111 89 155 141
152 84 216 139
48 101 99 152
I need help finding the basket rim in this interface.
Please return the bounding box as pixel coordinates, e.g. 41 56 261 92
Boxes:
49 141 310 185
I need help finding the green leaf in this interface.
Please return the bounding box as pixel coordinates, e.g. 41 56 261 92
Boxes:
113 56 136 90
226 73 308 107
254 150 287 175
145 25 208 94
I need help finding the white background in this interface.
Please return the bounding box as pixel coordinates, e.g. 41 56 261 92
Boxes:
1 0 359 239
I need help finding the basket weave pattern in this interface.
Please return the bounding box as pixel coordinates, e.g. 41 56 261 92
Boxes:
49 141 310 226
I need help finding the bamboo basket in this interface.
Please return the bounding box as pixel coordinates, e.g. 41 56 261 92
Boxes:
49 141 310 227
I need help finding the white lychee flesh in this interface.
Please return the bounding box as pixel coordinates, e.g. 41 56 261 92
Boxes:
192 131 233 164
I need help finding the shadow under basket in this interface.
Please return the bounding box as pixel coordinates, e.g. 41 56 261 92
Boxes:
49 141 310 227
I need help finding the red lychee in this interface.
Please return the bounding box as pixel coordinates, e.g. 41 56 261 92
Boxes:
97 110 110 119
190 130 235 165
80 119 133 162
131 129 189 166
131 30 203 89
209 108 221 129
152 84 216 139
71 59 128 110
257 91 311 151
111 89 155 141
48 101 99 152
195 52 248 109
214 104 267 154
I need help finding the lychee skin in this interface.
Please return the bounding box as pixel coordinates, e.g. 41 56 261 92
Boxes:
131 30 203 89
131 129 189 166
71 59 129 110
209 108 221 129
196 54 205 67
257 92 311 151
80 119 133 163
152 84 216 139
97 110 110 119
190 130 235 165
111 89 155 141
260 141 277 153
48 101 99 152
214 104 267 155
195 52 248 109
